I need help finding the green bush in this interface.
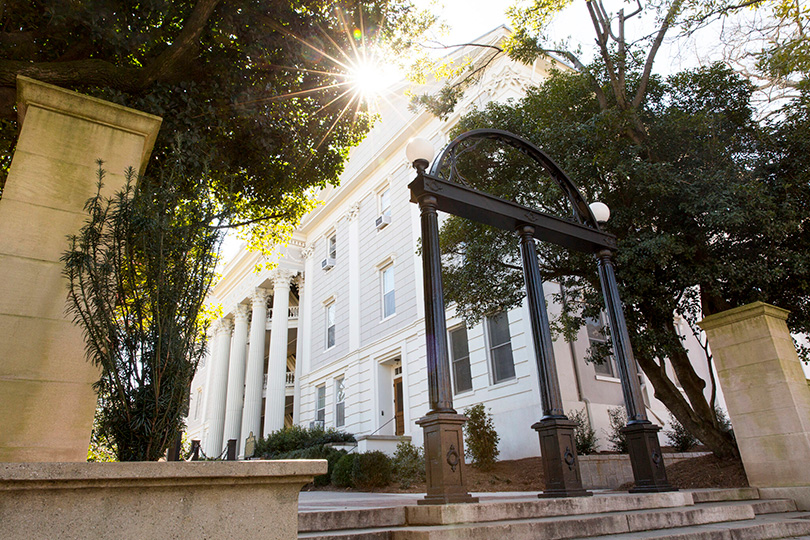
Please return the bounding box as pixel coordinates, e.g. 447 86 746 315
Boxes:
605 407 628 453
254 425 355 458
392 440 425 488
332 453 357 488
463 404 500 470
664 412 699 452
569 408 599 455
273 444 345 486
352 451 393 489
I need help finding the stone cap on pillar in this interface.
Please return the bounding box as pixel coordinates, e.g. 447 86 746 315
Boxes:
16 75 162 176
699 301 790 331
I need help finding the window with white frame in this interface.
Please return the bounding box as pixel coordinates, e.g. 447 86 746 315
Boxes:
316 384 326 425
334 377 345 427
586 313 615 377
379 187 391 218
487 312 515 383
325 301 336 348
327 232 337 260
382 264 396 318
449 326 472 394
194 388 203 419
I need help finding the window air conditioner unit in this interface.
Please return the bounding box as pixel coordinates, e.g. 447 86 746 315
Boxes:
310 420 325 429
321 257 335 270
375 214 391 230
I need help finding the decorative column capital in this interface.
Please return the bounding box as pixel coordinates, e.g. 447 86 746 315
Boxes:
294 273 305 289
346 201 361 221
270 268 296 290
301 243 315 260
214 318 233 336
233 304 251 323
251 288 270 306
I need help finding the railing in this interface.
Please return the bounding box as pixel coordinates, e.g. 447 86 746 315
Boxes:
262 372 295 391
266 306 300 322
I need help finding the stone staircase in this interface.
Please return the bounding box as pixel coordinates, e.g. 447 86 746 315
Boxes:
298 488 810 540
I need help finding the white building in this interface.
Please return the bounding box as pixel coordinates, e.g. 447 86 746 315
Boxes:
186 27 719 460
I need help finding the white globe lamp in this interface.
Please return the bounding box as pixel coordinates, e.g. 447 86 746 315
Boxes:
405 137 435 171
589 201 610 224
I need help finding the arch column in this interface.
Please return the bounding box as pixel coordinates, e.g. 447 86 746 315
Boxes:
293 271 308 424
263 269 295 436
223 304 250 451
240 288 270 450
203 318 233 457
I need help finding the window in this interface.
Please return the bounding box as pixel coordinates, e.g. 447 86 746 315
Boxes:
316 385 326 425
379 187 391 218
382 264 396 318
334 377 345 427
487 312 515 383
449 326 472 394
327 232 337 260
586 313 615 377
194 388 203 419
325 301 336 348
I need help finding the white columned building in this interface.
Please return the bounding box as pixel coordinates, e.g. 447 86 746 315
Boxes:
292 273 307 424
203 318 233 457
222 304 250 448
240 288 270 448
264 269 295 436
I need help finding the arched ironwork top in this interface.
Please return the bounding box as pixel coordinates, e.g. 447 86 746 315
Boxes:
429 128 600 230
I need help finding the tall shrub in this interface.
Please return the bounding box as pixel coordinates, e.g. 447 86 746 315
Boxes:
569 408 599 455
63 161 222 461
605 407 628 454
463 404 500 470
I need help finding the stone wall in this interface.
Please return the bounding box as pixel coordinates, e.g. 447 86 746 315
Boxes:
579 452 710 490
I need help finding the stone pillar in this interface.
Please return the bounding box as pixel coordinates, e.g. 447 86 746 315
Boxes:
700 301 810 509
0 76 161 462
264 269 295 436
203 319 232 457
223 304 250 453
293 273 306 424
240 288 270 451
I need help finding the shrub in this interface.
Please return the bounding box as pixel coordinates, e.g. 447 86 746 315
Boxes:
254 425 355 458
274 444 346 486
392 440 425 488
332 452 357 487
463 404 500 470
352 451 393 489
605 407 628 453
569 408 599 455
665 412 699 452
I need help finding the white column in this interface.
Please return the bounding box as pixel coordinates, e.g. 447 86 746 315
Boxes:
240 288 270 447
203 318 233 457
223 304 250 451
348 203 361 350
293 273 306 424
263 269 295 436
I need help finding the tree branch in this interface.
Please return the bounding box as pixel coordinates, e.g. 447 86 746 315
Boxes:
632 0 685 110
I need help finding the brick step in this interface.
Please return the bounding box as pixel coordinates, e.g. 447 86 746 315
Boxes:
300 500 780 540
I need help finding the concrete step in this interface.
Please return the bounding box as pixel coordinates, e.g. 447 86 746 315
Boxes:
690 488 762 504
300 500 774 540
567 512 810 539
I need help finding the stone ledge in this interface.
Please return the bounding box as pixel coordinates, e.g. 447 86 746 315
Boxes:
699 301 790 331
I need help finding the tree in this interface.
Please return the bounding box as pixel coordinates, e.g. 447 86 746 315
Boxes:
437 61 810 461
0 0 434 249
63 159 222 461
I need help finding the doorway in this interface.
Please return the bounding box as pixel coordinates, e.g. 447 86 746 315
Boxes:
394 370 404 436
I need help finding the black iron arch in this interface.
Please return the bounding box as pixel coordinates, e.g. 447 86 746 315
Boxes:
430 128 600 230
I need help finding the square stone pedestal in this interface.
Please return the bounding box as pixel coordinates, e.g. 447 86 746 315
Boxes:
533 418 591 498
622 422 676 493
417 412 478 505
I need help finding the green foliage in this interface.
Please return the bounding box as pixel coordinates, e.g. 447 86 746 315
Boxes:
463 404 500 470
352 451 393 489
665 412 699 453
253 425 356 458
606 407 628 454
0 0 437 255
64 161 221 461
332 453 358 488
274 445 346 486
86 405 117 463
569 408 599 455
392 440 426 488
